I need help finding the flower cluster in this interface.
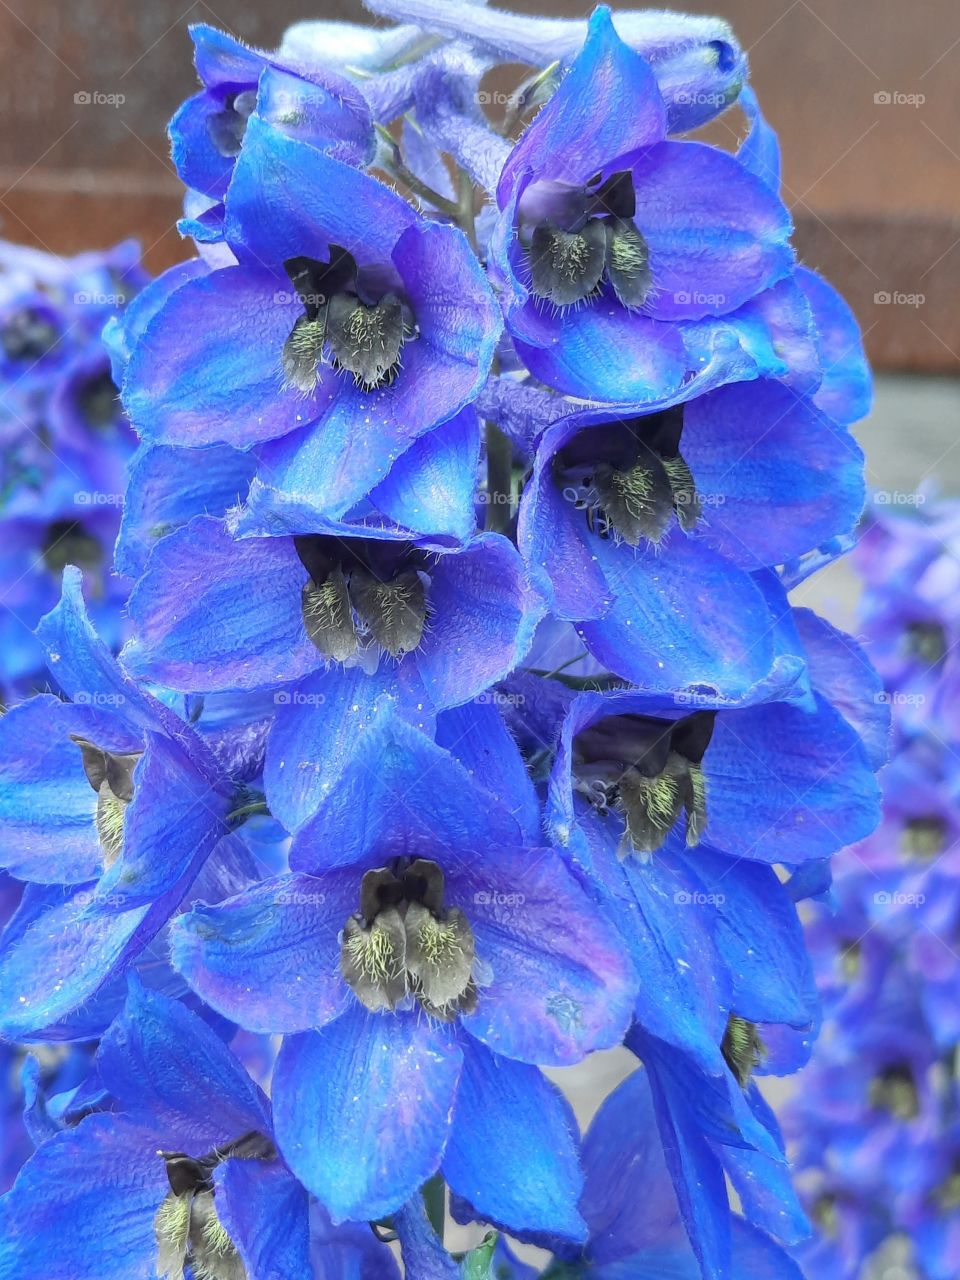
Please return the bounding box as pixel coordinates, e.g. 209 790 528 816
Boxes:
788 498 960 1280
0 239 145 700
0 4 885 1278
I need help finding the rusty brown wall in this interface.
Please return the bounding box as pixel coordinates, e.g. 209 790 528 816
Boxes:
0 0 956 369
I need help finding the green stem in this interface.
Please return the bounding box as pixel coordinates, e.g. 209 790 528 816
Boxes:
421 1172 446 1242
484 421 514 533
226 800 270 824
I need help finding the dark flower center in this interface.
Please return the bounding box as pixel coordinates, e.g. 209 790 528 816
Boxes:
206 88 258 159
42 520 102 575
2 307 59 362
573 709 716 855
721 1013 765 1088
295 534 429 664
901 815 946 860
554 405 701 547
904 620 946 667
155 1131 275 1280
281 247 417 393
522 170 651 309
77 369 120 430
340 858 477 1021
70 735 142 866
868 1063 919 1119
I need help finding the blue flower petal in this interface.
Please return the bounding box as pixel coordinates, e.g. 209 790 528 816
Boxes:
224 115 416 267
116 442 257 580
0 1114 167 1280
580 1067 685 1263
575 529 786 698
631 141 794 323
703 693 882 862
737 86 782 192
794 607 889 769
171 871 355 1033
0 695 123 884
168 90 235 199
264 667 413 834
122 518 319 693
442 1038 587 1243
273 1006 463 1223
289 713 524 873
36 567 174 738
415 534 545 709
446 848 637 1065
214 1156 314 1277
497 7 666 198
683 379 865 569
123 264 334 449
435 699 541 843
98 978 269 1149
673 843 816 1028
798 266 872 426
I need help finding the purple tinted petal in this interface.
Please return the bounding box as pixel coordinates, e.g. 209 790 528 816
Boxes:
98 979 269 1149
123 265 333 449
634 141 794 321
683 380 865 568
416 534 545 709
122 518 319 693
171 872 355 1032
273 1007 463 1222
449 847 636 1065
225 116 416 266
498 8 666 198
577 531 782 698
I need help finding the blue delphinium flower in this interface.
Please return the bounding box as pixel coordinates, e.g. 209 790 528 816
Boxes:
787 500 960 1280
0 3 887 1273
0 979 398 1280
487 9 794 402
122 118 502 531
169 23 375 210
0 241 145 696
168 713 636 1234
0 571 234 1037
